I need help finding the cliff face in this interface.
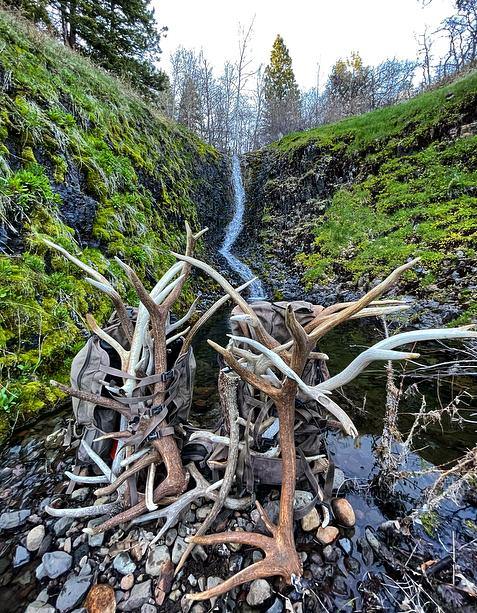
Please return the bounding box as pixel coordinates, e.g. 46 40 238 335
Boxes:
0 11 231 435
242 71 477 323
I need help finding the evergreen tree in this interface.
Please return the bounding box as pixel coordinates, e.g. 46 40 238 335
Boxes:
51 1 168 99
262 35 301 143
3 0 50 24
325 52 372 121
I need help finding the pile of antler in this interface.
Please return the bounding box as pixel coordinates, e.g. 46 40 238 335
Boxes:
43 223 253 535
42 227 477 603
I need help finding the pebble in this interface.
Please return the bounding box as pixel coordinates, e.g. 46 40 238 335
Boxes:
56 574 93 612
87 518 105 547
13 545 30 567
120 574 134 591
85 584 116 613
71 487 90 502
145 545 170 577
252 551 264 563
165 529 177 547
37 551 73 579
25 603 56 613
333 468 346 491
63 537 72 554
301 508 321 531
26 524 45 551
169 589 181 602
54 516 75 537
191 545 207 563
247 579 272 606
267 598 284 613
171 536 187 565
196 505 212 520
187 574 197 587
316 526 339 545
79 562 93 576
121 580 151 611
113 552 136 576
0 509 31 530
331 498 356 527
206 577 223 608
141 605 157 613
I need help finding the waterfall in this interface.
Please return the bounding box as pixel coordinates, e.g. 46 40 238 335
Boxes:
219 154 266 300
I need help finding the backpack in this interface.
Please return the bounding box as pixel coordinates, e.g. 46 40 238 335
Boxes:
69 307 196 468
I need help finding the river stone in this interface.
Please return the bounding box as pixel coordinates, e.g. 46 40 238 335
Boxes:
13 545 30 567
316 526 339 546
301 508 321 532
113 552 136 576
120 573 134 591
25 603 56 613
206 577 223 608
56 574 93 612
85 584 116 613
27 524 45 551
171 536 187 565
266 598 284 613
0 509 30 530
333 468 346 491
121 580 151 611
145 545 170 577
70 488 89 502
247 579 271 606
140 604 156 613
38 551 73 579
87 518 105 547
54 516 75 537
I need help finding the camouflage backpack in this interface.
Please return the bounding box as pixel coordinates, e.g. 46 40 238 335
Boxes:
69 307 196 469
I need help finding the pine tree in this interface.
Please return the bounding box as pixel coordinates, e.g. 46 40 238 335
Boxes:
51 1 168 99
3 0 50 24
325 52 372 121
262 35 301 143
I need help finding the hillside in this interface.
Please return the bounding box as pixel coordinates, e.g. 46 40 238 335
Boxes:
242 70 477 323
0 11 230 437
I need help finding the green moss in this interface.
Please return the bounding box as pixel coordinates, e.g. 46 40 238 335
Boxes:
420 510 440 537
0 9 221 438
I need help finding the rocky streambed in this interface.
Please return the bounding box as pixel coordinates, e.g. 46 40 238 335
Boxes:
1 315 477 613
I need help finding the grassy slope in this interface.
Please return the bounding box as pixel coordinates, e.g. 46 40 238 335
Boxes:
270 71 477 318
0 11 220 436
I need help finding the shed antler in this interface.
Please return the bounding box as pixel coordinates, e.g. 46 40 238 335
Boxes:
182 256 477 602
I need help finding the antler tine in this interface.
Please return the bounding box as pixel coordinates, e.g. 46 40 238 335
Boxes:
50 380 131 418
168 295 201 333
43 239 134 343
307 258 420 342
85 313 129 370
114 257 158 314
285 305 313 373
207 339 279 399
172 253 278 350
180 278 255 355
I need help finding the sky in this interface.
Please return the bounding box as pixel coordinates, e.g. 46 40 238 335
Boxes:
152 0 454 90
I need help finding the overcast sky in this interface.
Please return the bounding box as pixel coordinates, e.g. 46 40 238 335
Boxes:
153 0 453 89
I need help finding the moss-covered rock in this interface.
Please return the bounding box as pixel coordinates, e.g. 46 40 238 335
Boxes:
242 70 477 322
0 10 231 439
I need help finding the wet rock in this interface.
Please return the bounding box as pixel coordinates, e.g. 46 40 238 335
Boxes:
141 605 156 613
71 488 89 502
165 529 177 547
191 545 207 562
120 574 134 591
87 519 105 547
0 509 30 530
63 537 72 554
247 579 272 606
13 545 30 567
316 526 339 545
25 603 56 613
266 598 284 613
113 553 136 576
121 580 151 611
171 536 187 565
169 589 181 602
145 545 170 577
38 533 53 557
56 574 93 612
37 551 73 579
206 577 223 607
322 545 339 563
196 505 212 520
333 468 346 491
338 538 352 555
54 516 75 537
27 524 45 551
301 508 321 532
331 498 355 527
85 584 116 613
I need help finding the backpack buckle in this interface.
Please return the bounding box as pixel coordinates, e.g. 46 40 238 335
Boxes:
150 404 166 416
147 430 159 441
160 369 174 382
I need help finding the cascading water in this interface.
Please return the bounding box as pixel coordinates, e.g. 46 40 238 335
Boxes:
219 154 266 300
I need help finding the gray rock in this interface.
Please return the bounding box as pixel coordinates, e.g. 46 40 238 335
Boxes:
141 605 157 613
0 509 30 530
38 551 73 579
333 468 346 491
113 552 136 576
191 545 207 562
56 574 93 612
196 505 212 520
145 545 170 577
169 589 181 602
247 579 272 606
13 545 30 567
70 488 89 502
25 603 56 613
54 516 75 537
267 598 284 613
87 518 105 547
27 524 45 551
171 536 187 565
165 529 177 547
121 580 151 611
206 577 223 607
